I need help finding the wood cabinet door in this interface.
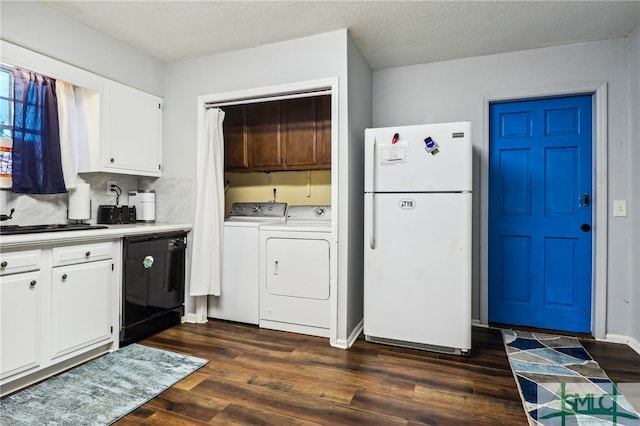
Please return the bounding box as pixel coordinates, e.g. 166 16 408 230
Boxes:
223 104 249 170
317 95 332 167
246 102 282 169
282 97 317 168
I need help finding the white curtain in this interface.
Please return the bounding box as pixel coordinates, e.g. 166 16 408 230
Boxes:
189 108 225 296
55 80 79 189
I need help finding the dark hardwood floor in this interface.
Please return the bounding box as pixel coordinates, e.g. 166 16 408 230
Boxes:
115 320 640 425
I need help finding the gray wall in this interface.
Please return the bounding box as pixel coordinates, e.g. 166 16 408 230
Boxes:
344 33 372 337
629 28 640 348
2 0 637 347
0 3 169 225
163 30 369 343
373 38 637 340
0 1 164 96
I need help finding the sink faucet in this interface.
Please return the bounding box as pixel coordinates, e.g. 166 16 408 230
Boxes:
1 208 14 221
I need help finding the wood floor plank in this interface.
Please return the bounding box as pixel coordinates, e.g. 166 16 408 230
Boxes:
124 320 640 425
192 375 409 425
145 386 229 422
138 409 212 425
210 403 324 425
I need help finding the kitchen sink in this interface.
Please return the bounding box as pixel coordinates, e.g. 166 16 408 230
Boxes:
0 223 109 235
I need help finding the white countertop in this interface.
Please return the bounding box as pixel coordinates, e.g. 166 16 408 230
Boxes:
0 223 193 250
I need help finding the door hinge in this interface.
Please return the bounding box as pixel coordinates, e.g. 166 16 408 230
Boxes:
110 326 113 334
111 263 114 271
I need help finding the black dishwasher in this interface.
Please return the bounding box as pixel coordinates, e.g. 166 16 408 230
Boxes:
121 232 187 346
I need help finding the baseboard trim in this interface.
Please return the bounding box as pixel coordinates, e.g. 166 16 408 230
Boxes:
332 319 363 349
601 333 629 344
183 312 207 324
628 336 640 356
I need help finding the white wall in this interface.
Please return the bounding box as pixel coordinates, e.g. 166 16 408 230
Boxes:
163 30 369 343
0 1 164 95
629 28 640 349
373 38 634 338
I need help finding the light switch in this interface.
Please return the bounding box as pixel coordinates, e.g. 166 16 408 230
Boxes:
613 200 627 217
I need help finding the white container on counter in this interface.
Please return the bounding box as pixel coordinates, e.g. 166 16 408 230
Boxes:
129 190 155 222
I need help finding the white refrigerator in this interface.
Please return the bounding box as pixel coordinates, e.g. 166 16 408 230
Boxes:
363 122 472 356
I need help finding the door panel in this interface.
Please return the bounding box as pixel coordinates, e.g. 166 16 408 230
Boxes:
364 192 472 349
489 95 592 333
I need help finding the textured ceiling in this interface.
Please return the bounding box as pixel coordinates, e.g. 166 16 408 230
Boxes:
41 1 640 70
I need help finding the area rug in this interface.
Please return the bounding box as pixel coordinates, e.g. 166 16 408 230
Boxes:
0 343 208 425
502 330 640 425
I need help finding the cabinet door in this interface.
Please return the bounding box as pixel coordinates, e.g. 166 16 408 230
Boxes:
317 95 332 167
51 260 112 358
223 104 249 170
104 81 162 176
282 97 317 168
1 271 42 379
246 101 282 169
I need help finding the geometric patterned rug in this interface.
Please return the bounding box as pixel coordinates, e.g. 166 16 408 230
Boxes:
502 330 640 425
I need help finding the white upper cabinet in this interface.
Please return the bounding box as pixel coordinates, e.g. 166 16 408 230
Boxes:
78 81 163 177
1 40 163 178
102 81 163 176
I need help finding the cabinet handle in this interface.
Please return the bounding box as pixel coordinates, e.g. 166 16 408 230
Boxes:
1 261 7 268
30 280 37 287
85 251 91 257
110 158 115 163
62 273 68 280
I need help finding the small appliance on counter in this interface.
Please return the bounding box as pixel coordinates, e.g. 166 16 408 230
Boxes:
129 190 156 222
97 205 137 224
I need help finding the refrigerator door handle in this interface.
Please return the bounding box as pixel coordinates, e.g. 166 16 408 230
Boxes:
370 137 376 192
366 192 375 249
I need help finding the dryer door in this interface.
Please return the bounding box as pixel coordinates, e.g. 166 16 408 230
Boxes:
265 238 330 300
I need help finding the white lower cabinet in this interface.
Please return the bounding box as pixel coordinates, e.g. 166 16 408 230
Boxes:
0 270 43 380
51 260 112 358
0 241 118 396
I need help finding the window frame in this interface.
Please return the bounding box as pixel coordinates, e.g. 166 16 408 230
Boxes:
0 65 13 188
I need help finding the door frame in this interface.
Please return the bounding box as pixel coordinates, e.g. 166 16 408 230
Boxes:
480 83 608 339
190 77 341 346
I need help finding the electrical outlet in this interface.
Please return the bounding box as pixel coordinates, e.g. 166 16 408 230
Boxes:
106 180 118 196
613 200 627 217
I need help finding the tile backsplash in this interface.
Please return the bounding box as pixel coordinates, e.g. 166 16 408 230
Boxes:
1 174 191 226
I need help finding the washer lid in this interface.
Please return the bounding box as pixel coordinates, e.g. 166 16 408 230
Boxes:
286 205 331 222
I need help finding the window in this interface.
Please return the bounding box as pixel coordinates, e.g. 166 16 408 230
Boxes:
0 66 13 187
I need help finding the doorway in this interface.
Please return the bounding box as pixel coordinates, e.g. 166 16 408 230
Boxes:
488 94 593 333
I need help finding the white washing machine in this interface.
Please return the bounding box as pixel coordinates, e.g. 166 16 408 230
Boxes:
208 202 287 324
259 205 332 337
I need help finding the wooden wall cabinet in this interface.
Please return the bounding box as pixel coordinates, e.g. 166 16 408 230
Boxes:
223 95 331 172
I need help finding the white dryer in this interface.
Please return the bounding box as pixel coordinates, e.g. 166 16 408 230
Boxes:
259 205 332 337
209 202 287 324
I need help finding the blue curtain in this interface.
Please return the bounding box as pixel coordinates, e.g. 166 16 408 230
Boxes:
11 69 66 194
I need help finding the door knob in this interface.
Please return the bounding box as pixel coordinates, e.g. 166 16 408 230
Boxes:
581 224 591 232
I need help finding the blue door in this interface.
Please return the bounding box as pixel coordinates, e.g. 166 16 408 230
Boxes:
489 95 593 333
